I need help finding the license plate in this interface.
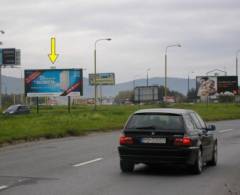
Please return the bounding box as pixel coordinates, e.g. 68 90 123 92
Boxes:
141 138 166 144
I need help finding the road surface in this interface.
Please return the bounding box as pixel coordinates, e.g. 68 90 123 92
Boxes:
0 120 240 195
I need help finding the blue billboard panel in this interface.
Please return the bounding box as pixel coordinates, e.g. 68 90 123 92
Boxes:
25 69 83 97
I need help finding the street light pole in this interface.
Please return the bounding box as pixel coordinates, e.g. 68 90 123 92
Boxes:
0 30 5 109
164 44 181 99
94 38 111 110
187 71 194 96
133 74 140 89
146 68 150 87
236 50 240 77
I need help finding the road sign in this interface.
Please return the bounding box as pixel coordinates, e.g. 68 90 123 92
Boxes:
2 48 16 65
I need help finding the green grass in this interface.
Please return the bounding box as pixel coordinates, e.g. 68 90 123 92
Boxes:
0 103 240 145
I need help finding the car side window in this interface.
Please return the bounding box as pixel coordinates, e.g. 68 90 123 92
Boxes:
194 113 206 129
184 114 195 130
190 113 202 129
18 106 26 111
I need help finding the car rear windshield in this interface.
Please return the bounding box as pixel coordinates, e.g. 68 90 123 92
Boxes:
6 105 19 112
126 113 185 131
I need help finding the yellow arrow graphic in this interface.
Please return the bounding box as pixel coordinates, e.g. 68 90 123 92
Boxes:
48 37 59 64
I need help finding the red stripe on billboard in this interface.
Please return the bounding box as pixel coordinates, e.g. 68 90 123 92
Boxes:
60 81 82 96
25 71 42 84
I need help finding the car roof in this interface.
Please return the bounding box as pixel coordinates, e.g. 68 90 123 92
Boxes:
8 104 27 107
134 108 194 115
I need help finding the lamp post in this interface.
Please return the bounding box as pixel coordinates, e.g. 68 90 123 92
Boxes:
146 68 150 87
164 44 181 99
187 71 194 96
0 30 5 109
236 50 240 77
94 38 111 110
133 74 140 88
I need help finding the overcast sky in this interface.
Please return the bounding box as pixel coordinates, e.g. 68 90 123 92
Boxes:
0 0 240 83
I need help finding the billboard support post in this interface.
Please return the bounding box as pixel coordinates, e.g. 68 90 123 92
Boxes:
68 96 71 113
94 48 97 111
0 66 2 109
36 97 39 114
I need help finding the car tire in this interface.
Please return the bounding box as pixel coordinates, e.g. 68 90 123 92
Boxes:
191 149 203 174
120 160 134 173
208 143 217 166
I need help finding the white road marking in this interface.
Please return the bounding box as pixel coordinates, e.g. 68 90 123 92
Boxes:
0 185 8 190
73 158 103 167
219 129 234 133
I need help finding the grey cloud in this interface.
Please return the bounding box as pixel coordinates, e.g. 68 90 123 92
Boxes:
0 0 240 82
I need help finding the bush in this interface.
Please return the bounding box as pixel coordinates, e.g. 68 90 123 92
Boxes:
218 95 235 103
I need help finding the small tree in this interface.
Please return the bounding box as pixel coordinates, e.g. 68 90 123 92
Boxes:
187 88 197 102
115 90 134 104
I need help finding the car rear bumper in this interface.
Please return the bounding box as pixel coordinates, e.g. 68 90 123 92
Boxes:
118 146 199 165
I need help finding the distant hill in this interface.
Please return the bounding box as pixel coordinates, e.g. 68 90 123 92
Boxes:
1 75 196 96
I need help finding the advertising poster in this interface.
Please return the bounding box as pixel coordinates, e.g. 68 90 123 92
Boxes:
89 73 115 85
25 69 83 97
217 76 238 95
196 76 218 97
134 86 159 102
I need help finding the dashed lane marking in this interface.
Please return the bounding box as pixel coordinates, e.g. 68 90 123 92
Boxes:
0 185 8 190
73 158 103 167
219 129 234 133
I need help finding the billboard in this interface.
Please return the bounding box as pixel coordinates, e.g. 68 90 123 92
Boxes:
134 86 159 102
89 73 115 85
217 76 238 95
196 76 238 97
196 76 218 97
0 48 21 66
25 69 83 97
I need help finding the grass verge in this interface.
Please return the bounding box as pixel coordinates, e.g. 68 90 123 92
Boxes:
0 103 240 145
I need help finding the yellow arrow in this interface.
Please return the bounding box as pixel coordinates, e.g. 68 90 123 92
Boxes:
48 37 59 64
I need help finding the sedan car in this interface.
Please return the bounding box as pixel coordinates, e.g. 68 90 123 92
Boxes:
118 108 217 174
3 104 30 115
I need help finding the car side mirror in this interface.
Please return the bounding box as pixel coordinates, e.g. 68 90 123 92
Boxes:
206 124 216 131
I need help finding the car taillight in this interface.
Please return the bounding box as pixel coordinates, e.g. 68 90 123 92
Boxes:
119 135 134 145
174 137 192 146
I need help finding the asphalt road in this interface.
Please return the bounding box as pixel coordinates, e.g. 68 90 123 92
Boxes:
0 120 240 195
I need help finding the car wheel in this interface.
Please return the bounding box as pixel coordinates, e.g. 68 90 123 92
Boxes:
208 143 217 166
191 149 203 174
120 160 134 173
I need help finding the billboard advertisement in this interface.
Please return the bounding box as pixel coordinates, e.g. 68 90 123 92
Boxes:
25 69 83 97
217 76 238 95
196 76 238 97
196 76 217 97
134 86 159 102
0 48 21 66
89 73 115 85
